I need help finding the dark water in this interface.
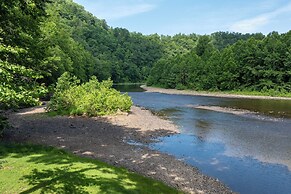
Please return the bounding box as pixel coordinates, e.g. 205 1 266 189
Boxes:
113 84 145 92
117 86 291 194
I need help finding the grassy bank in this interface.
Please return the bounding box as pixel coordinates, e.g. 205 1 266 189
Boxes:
0 143 181 194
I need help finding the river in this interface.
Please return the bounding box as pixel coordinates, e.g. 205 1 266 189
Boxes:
115 85 291 194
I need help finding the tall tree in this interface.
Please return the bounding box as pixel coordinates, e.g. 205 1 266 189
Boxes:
0 0 49 108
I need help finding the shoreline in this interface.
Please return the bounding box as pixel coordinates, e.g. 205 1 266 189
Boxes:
141 85 291 100
4 106 234 194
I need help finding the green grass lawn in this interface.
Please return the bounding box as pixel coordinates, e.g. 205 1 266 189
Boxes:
0 143 182 194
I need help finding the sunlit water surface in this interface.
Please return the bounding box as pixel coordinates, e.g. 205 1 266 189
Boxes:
116 85 291 194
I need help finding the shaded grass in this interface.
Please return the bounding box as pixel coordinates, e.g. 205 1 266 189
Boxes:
0 143 182 194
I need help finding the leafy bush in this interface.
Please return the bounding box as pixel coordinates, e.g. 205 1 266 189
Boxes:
0 84 47 109
175 83 187 90
47 73 132 116
0 61 48 109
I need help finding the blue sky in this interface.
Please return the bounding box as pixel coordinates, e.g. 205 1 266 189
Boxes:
73 0 291 35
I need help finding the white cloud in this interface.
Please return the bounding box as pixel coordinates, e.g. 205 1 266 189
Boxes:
230 16 269 33
74 0 156 21
229 2 291 33
98 4 156 20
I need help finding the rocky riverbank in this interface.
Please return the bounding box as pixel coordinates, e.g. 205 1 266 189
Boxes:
3 106 234 194
142 85 291 100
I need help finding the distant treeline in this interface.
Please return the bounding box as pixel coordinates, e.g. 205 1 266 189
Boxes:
1 0 290 108
148 32 291 94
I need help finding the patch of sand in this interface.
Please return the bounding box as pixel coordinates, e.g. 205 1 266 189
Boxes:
190 105 254 115
106 106 179 134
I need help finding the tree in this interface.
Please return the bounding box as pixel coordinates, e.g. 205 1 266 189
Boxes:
195 35 213 57
0 0 49 108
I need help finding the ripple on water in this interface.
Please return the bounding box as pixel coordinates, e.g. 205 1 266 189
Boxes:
188 105 285 122
126 91 291 194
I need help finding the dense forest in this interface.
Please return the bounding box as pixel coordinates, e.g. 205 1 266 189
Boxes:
1 0 162 108
148 32 291 94
1 0 291 110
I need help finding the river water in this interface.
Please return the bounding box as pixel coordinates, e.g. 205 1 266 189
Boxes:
115 85 291 194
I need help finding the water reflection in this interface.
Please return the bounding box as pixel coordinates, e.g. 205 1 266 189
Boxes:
127 91 291 194
150 135 291 194
196 119 212 130
113 84 145 92
218 98 291 118
195 119 212 140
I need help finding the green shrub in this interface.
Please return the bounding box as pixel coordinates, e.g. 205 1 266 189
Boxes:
0 60 48 109
47 73 132 116
175 83 187 90
0 85 47 109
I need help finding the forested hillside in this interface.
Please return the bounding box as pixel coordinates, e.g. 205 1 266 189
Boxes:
0 0 162 108
42 0 165 83
1 0 290 109
38 0 268 85
148 32 291 95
